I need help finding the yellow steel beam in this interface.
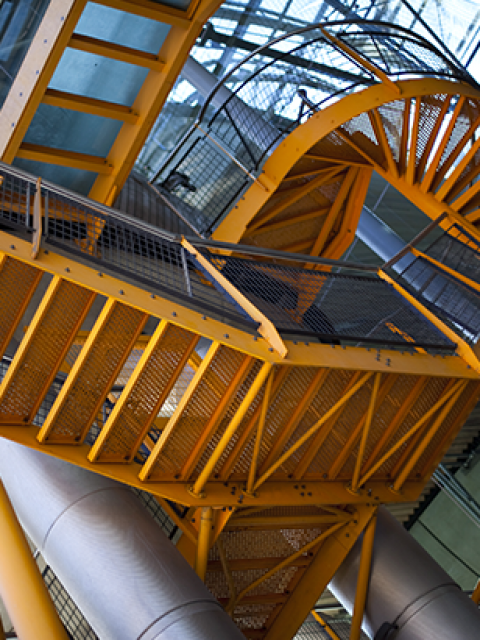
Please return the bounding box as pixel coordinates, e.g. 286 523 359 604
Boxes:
361 377 427 475
293 371 365 480
435 127 480 203
179 355 253 480
42 89 139 124
258 368 329 476
68 33 165 71
406 96 421 185
227 521 346 613
94 0 193 26
311 612 342 640
359 379 466 487
432 114 480 196
254 372 373 490
398 97 411 177
306 166 359 260
182 237 287 357
0 423 429 505
349 511 377 640
246 368 274 495
328 374 396 481
17 143 113 174
420 383 480 481
88 0 223 205
0 0 87 163
38 299 148 442
139 340 221 479
378 270 480 372
242 207 329 239
215 536 236 607
195 506 213 581
207 555 311 572
264 505 376 640
0 275 62 411
88 321 199 462
322 166 372 260
351 372 382 492
370 108 398 179
0 481 69 640
392 380 466 492
451 178 480 213
417 96 453 180
472 580 480 605
421 96 466 194
188 361 273 498
226 514 350 529
220 366 287 481
246 166 345 234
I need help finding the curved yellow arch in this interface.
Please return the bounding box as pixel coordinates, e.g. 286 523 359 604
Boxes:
213 78 480 258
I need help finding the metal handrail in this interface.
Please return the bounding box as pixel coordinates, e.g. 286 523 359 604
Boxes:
0 161 457 353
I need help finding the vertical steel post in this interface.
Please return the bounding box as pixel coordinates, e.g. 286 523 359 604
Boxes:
349 512 377 640
195 507 213 582
0 480 68 640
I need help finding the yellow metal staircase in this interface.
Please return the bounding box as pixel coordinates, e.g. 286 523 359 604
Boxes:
0 163 479 638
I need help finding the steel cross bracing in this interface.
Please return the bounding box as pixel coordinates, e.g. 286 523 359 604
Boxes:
0 163 479 637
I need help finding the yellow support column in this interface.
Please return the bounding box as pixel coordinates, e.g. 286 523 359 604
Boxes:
0 481 68 640
195 507 213 582
350 512 377 640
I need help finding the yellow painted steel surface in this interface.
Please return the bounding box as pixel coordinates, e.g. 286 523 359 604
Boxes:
0 481 68 640
213 79 480 260
0 223 478 636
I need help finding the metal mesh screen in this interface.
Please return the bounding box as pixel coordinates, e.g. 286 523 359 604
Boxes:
148 345 249 479
0 169 34 231
40 186 253 329
394 256 480 341
95 324 197 462
43 567 99 640
0 280 93 422
43 302 145 443
0 257 40 356
202 253 455 352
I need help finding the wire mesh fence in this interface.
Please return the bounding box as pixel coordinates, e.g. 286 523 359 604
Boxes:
201 252 455 352
153 20 475 234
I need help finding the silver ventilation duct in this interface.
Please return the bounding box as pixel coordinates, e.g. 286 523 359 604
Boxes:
330 507 480 639
0 439 244 640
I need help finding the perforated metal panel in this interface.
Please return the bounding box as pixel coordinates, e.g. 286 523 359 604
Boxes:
147 345 250 478
0 279 93 423
95 324 198 461
43 302 146 442
0 257 40 357
193 359 263 479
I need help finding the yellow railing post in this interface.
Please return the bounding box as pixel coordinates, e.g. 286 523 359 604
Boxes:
0 480 68 640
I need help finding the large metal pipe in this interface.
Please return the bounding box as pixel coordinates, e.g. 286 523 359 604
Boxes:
0 439 245 640
330 506 480 639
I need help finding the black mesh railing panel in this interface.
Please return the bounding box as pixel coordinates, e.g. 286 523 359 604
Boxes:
0 168 34 231
423 225 480 285
395 257 480 341
203 254 455 352
43 567 99 640
152 21 474 235
40 187 254 329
